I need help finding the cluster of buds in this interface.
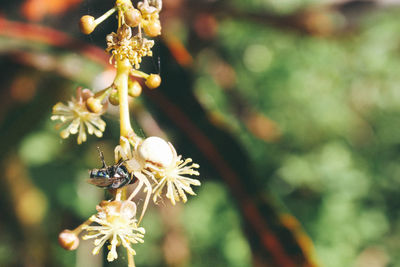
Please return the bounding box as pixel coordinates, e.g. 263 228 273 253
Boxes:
53 0 164 145
80 0 161 70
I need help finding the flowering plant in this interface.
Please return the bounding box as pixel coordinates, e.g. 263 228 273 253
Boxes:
54 1 201 265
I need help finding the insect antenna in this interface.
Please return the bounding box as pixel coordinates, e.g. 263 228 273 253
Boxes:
116 158 127 167
97 147 107 168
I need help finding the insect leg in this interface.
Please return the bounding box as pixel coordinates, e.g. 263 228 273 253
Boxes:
127 174 144 202
127 171 152 224
97 147 107 168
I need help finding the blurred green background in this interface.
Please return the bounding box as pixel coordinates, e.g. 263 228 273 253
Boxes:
1 0 400 266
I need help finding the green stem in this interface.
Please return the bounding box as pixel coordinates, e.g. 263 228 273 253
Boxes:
130 69 149 79
94 87 112 101
94 7 117 25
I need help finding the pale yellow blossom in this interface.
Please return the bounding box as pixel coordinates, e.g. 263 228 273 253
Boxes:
82 201 145 261
51 88 106 144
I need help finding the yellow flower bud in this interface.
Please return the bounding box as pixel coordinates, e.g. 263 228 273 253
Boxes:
125 8 142 28
86 97 103 113
58 230 79 250
79 15 97 35
145 74 161 89
108 89 119 105
128 80 142 97
143 19 161 37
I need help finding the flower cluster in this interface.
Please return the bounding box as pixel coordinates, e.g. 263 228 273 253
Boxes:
105 0 162 68
106 25 155 69
55 0 202 265
52 0 163 145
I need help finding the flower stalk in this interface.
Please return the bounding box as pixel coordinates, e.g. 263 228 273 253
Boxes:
115 58 134 139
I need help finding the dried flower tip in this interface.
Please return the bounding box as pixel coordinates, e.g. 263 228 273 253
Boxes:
125 7 142 28
145 74 161 89
128 80 142 97
58 230 80 250
138 0 162 14
139 136 174 168
108 89 120 105
86 97 103 113
143 19 161 37
79 15 97 34
106 29 154 68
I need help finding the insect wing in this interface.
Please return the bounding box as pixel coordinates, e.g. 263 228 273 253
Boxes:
87 177 114 187
87 176 129 188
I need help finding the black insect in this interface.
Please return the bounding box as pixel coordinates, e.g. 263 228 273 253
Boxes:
88 149 135 189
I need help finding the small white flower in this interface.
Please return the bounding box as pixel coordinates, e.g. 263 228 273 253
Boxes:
82 200 145 261
138 137 201 205
51 88 106 144
151 149 201 205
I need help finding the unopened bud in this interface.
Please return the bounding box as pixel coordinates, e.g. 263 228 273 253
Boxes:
125 8 142 28
145 74 161 89
86 97 103 113
108 89 119 105
79 15 97 35
143 19 161 37
58 230 79 250
128 80 142 97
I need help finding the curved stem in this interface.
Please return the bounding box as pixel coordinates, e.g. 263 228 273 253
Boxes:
72 218 92 235
130 69 149 79
94 7 117 25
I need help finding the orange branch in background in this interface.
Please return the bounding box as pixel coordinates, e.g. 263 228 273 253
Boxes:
164 35 193 67
0 17 109 67
22 0 82 21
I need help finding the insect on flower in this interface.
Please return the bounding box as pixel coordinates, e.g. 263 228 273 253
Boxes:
115 136 201 223
88 148 136 189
